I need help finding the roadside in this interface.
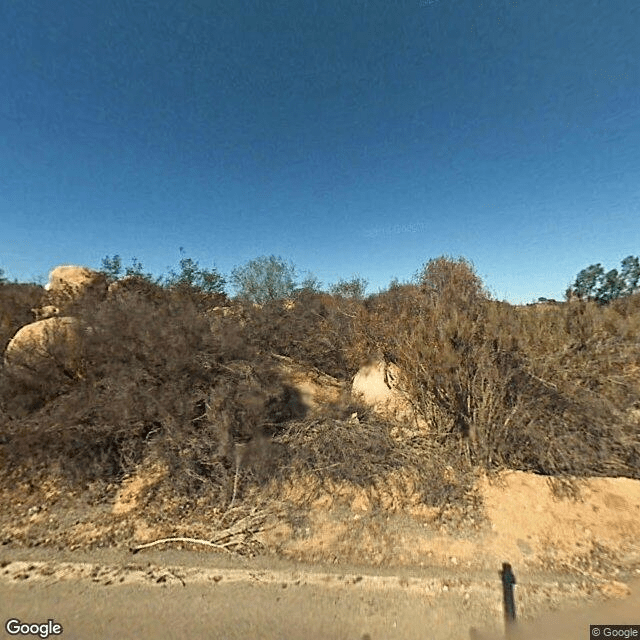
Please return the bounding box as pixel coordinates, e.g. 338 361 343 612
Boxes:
1 547 638 640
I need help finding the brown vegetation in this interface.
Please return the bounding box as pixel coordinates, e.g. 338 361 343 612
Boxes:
0 257 639 553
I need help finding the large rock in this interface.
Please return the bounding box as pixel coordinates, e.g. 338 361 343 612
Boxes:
31 305 60 321
44 265 108 306
3 316 86 378
351 356 426 428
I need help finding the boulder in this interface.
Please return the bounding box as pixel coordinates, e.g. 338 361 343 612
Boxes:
31 305 60 321
3 317 86 378
351 356 426 428
45 265 108 306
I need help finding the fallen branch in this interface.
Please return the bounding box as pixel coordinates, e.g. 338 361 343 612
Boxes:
130 536 232 554
130 509 270 555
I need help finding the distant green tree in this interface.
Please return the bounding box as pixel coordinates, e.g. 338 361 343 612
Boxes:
230 255 297 304
568 256 640 303
100 255 157 283
595 269 625 304
293 272 324 298
164 248 226 294
570 264 605 300
124 258 152 280
101 255 123 280
329 276 368 300
0 267 7 284
620 255 640 296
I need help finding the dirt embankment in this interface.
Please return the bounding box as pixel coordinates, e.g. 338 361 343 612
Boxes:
1 469 640 639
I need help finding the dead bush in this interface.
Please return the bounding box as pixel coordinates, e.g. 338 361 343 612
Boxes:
2 254 639 532
348 257 640 480
265 412 479 520
238 292 354 380
0 286 297 508
0 282 44 353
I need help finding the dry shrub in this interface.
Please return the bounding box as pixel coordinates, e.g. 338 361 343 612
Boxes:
0 283 303 510
349 257 640 480
2 256 639 530
164 282 228 316
0 282 44 353
274 416 402 487
504 298 640 477
264 413 478 520
238 291 355 380
610 290 640 319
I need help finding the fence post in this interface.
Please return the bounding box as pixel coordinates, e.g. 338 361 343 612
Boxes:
501 562 517 636
469 563 518 639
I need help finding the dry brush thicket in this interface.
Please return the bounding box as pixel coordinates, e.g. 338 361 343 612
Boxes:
0 260 639 530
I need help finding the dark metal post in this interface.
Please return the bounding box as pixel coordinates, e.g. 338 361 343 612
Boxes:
500 562 517 635
469 564 518 640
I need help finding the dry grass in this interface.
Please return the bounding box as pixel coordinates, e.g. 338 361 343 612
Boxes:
0 282 43 353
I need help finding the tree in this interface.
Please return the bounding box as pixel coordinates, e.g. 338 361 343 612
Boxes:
123 258 154 280
164 248 226 294
620 255 640 296
293 272 324 298
595 269 624 304
230 255 298 305
569 264 604 300
567 256 640 303
0 267 7 285
329 276 368 300
101 255 123 281
100 255 156 283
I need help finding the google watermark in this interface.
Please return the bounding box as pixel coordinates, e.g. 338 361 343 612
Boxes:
5 618 63 638
590 626 640 638
364 221 428 238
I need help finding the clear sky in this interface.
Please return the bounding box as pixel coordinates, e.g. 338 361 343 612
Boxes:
1 0 638 303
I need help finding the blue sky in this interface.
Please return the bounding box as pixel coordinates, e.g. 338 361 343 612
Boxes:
1 0 638 303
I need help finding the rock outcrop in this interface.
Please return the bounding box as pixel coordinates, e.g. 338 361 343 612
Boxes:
4 316 86 378
351 356 426 429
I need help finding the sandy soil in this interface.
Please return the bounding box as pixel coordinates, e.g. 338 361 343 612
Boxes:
2 469 640 639
1 548 639 640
